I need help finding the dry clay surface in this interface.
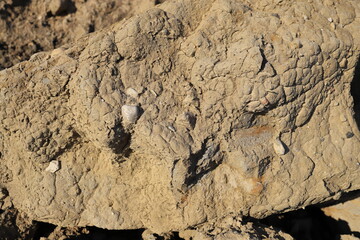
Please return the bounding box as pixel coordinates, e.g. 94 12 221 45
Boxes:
0 0 360 237
0 0 164 70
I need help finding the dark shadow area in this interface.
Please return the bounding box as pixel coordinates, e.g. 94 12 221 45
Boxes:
56 0 77 16
10 0 31 7
259 205 360 240
45 0 77 17
317 189 360 208
33 223 145 240
0 0 30 19
33 224 185 240
351 59 360 128
155 0 167 4
0 41 8 51
85 227 145 240
33 222 57 240
184 139 222 189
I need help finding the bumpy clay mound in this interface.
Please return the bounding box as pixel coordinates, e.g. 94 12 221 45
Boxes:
0 0 164 70
0 0 360 237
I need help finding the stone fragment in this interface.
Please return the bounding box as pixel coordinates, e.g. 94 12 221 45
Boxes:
346 132 354 138
121 105 141 123
273 138 286 155
45 160 60 173
126 88 139 98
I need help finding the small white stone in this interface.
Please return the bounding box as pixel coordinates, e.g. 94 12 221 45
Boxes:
45 160 60 173
273 138 286 155
150 89 158 97
328 17 333 22
125 88 139 98
122 105 141 123
167 125 176 132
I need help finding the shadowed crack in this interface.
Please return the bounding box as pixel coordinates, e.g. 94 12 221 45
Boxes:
351 58 360 128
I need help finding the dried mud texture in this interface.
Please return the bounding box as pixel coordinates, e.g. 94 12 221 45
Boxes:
0 0 360 237
0 0 164 70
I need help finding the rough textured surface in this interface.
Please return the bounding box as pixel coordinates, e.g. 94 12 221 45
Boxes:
0 0 163 70
0 188 36 240
0 0 360 236
177 216 293 240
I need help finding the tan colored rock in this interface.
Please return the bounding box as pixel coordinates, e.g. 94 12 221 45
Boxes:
121 105 141 123
323 198 360 233
0 0 360 235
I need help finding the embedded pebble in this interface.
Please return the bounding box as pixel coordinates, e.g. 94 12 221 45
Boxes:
346 132 354 138
45 160 60 173
330 23 336 30
51 47 65 58
126 88 139 98
167 125 176 132
122 105 141 123
273 138 286 155
339 58 347 68
150 89 158 97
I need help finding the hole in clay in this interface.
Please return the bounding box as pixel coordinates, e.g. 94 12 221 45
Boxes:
351 59 360 128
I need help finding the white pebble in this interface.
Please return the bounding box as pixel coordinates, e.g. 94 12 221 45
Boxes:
122 105 141 123
167 125 176 132
273 138 286 155
45 160 60 173
125 88 139 98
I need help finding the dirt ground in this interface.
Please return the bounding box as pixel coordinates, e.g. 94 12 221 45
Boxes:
0 0 164 70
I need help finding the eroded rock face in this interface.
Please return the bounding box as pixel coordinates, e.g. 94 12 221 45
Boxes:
0 0 360 234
